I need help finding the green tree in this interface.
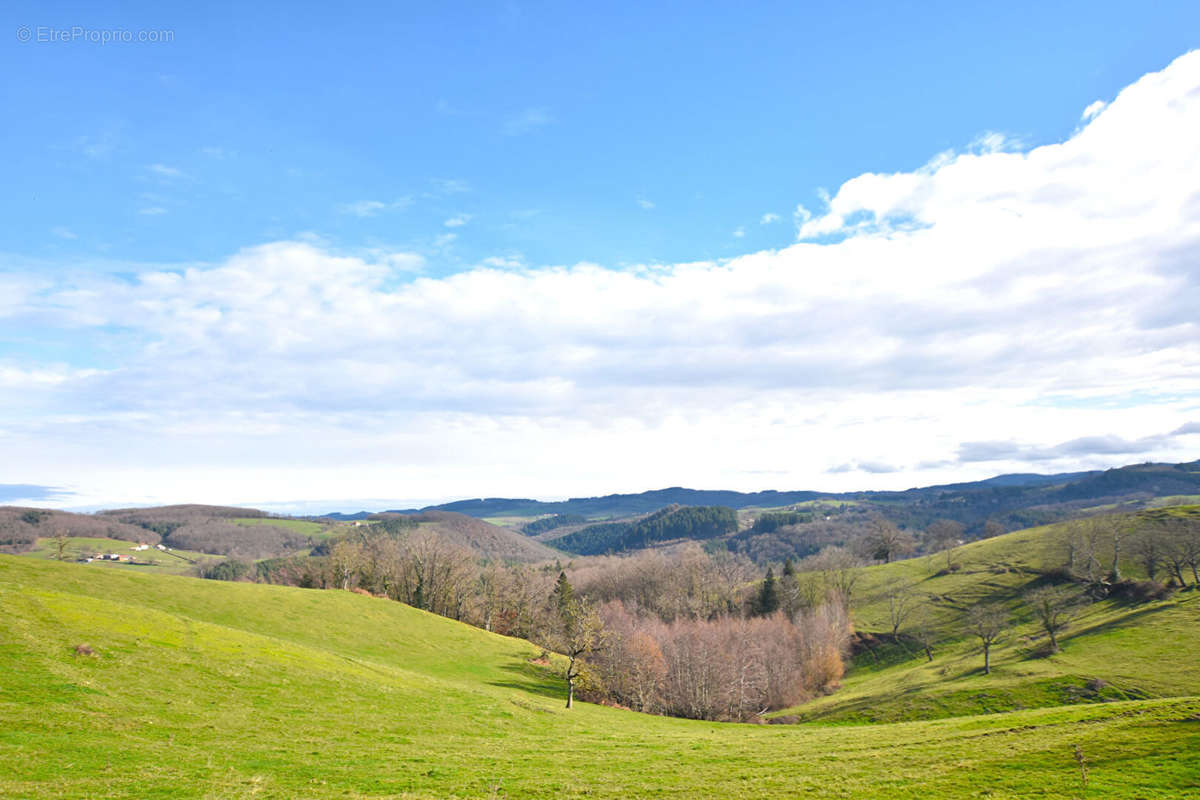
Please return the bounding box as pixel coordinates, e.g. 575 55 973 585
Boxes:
754 567 780 615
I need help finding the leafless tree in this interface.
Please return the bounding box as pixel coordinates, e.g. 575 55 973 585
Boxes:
965 603 1008 675
909 605 939 662
862 515 916 564
884 584 919 638
926 519 965 570
51 528 71 561
1024 586 1080 653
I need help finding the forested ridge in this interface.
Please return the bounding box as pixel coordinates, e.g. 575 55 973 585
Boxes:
548 505 738 555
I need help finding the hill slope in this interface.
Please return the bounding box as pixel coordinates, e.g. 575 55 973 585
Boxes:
784 512 1200 724
2 555 1198 799
404 510 561 562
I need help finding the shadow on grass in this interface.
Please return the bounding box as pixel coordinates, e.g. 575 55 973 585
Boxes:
486 659 563 701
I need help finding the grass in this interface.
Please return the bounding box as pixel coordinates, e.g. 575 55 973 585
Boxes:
2 554 1198 799
24 537 221 575
780 517 1200 724
232 517 329 537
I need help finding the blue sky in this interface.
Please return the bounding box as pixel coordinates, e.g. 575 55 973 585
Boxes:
6 1 1200 271
2 2 1200 510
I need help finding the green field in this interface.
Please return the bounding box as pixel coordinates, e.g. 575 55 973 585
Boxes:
784 518 1200 723
24 537 221 575
232 517 329 537
2 552 1198 799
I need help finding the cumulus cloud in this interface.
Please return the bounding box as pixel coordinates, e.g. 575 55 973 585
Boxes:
1082 100 1107 121
3 51 1200 504
444 214 472 228
760 213 780 224
637 198 655 210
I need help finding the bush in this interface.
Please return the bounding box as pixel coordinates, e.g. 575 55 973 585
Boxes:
201 559 253 581
1108 579 1172 603
1040 566 1077 584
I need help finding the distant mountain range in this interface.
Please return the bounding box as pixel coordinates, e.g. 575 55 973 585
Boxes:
320 460 1200 534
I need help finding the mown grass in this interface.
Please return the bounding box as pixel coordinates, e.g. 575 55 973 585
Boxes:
2 555 1198 799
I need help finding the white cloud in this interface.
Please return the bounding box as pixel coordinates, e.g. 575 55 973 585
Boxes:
760 213 780 224
51 226 77 240
431 178 470 195
1082 100 1107 121
138 207 167 216
4 51 1200 505
444 214 472 228
502 107 554 136
148 163 184 179
637 198 655 210
733 227 745 238
339 198 412 218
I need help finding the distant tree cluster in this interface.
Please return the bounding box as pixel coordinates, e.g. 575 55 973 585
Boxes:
549 506 738 555
521 514 586 536
750 510 813 534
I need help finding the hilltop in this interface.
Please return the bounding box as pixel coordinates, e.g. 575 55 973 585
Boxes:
2 554 1197 798
337 459 1200 536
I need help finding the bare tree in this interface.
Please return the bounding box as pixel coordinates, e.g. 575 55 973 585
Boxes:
862 515 916 564
802 546 863 604
965 604 1008 675
1024 586 1080 654
884 584 919 638
51 528 71 561
982 519 1005 539
909 605 939 662
926 519 965 571
1131 526 1164 580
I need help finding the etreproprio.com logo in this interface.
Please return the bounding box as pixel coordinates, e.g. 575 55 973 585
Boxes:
16 25 175 44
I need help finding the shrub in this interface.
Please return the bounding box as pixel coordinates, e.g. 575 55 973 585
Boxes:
1109 579 1172 603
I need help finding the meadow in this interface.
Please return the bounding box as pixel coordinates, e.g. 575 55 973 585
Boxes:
2 549 1197 799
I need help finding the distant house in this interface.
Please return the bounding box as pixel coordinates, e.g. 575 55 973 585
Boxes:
155 544 167 550
132 544 149 551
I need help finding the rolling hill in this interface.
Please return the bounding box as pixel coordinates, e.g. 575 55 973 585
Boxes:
783 509 1200 724
401 510 561 562
335 459 1200 537
2 550 1198 799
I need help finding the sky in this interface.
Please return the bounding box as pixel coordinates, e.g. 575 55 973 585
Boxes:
2 2 1200 512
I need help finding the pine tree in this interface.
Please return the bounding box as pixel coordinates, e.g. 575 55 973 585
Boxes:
755 567 780 615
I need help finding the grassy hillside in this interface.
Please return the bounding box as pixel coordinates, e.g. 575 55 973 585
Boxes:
3 555 1198 799
786 514 1200 724
23 536 222 575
